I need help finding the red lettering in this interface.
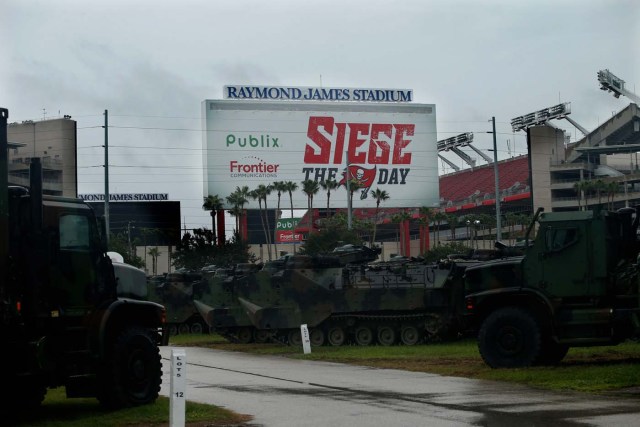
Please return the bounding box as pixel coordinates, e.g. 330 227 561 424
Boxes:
393 124 413 164
368 124 392 164
305 117 414 165
305 116 334 163
347 123 369 163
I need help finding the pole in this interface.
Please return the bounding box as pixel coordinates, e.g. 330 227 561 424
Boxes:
0 108 8 275
492 117 502 241
104 110 110 243
346 150 352 230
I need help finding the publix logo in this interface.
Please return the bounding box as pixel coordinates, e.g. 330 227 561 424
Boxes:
226 133 280 148
229 156 280 178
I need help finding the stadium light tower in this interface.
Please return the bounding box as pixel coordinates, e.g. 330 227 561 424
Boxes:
597 69 640 104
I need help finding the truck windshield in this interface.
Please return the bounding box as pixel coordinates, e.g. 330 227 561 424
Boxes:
59 214 91 250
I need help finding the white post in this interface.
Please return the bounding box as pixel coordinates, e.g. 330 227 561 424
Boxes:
300 324 311 354
170 349 187 427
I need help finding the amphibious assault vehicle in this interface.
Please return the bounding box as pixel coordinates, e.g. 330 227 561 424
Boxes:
195 245 486 346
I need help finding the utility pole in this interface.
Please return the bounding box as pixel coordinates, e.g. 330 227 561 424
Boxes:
346 150 352 230
104 110 110 243
491 117 502 241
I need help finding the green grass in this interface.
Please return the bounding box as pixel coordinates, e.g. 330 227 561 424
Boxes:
172 334 640 395
8 387 251 427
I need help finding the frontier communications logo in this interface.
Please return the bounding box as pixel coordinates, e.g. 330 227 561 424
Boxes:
229 156 280 179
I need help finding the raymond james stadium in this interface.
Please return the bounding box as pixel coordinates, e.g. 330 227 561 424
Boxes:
8 72 640 275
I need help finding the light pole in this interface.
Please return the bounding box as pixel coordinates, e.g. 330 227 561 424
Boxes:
489 117 502 241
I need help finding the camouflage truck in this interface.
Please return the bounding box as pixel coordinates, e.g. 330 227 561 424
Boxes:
147 269 206 335
0 108 166 412
197 246 482 346
463 207 640 368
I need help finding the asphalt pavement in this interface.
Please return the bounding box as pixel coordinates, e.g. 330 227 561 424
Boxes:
159 346 640 427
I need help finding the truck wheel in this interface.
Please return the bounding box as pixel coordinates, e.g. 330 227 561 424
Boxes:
98 327 161 408
535 339 569 365
478 307 541 368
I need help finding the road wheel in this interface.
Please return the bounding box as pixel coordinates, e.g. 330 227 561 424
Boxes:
535 338 569 366
377 326 396 346
190 322 204 335
254 330 270 343
355 326 373 346
178 323 190 335
98 327 161 408
168 324 178 336
288 329 302 347
310 329 325 347
478 307 541 368
236 327 253 344
400 326 420 346
327 327 346 346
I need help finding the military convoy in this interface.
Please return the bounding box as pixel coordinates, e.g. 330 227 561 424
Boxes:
1 108 166 412
193 207 639 369
194 245 486 346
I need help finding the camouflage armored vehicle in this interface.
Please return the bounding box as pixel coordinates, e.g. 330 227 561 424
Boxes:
464 207 640 368
148 269 207 335
197 245 484 346
194 263 264 343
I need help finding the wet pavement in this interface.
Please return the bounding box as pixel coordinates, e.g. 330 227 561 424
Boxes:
159 346 640 426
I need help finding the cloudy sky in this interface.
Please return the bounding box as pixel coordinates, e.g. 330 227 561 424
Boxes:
2 0 639 232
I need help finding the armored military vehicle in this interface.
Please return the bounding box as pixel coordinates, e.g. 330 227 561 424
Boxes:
147 269 207 335
0 108 166 412
196 245 483 346
464 207 640 368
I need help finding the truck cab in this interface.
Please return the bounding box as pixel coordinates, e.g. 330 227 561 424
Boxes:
463 208 640 368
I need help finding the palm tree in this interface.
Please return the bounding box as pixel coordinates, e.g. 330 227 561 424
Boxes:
594 179 607 207
573 181 583 210
203 194 224 243
347 179 363 209
250 185 274 261
148 247 161 276
606 181 618 210
272 181 287 248
370 188 389 246
320 179 339 218
419 206 433 254
433 211 447 246
446 214 458 241
283 181 299 220
391 210 411 256
226 187 249 235
302 179 320 234
505 212 519 244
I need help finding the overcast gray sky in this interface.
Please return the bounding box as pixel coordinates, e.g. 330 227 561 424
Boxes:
2 0 639 232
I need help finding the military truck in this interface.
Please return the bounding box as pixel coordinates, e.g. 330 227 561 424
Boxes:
463 207 640 368
0 108 167 411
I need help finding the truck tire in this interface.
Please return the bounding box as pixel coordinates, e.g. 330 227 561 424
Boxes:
478 307 541 368
98 327 161 408
534 338 569 366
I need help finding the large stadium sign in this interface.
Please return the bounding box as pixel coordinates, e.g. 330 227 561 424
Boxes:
202 99 438 210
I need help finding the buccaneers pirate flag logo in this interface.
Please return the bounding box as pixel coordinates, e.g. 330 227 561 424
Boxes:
338 164 377 200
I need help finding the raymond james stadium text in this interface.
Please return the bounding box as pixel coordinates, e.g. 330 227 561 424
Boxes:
224 86 413 103
79 193 169 201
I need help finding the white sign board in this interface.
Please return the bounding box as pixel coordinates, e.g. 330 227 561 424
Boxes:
202 100 439 209
170 349 186 427
301 324 311 354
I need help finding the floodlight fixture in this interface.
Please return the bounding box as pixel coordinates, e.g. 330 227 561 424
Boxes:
510 102 571 132
437 132 474 151
597 69 640 103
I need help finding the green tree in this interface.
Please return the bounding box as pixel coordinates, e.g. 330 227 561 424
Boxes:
172 228 255 271
432 211 447 246
203 194 224 244
148 247 161 275
391 210 412 255
250 184 274 261
226 186 250 235
108 232 144 268
320 179 339 218
272 180 287 243
370 188 389 246
299 213 363 256
302 179 320 234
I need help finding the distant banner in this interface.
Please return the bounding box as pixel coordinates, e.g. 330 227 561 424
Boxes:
224 85 413 103
276 218 303 243
79 193 169 202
